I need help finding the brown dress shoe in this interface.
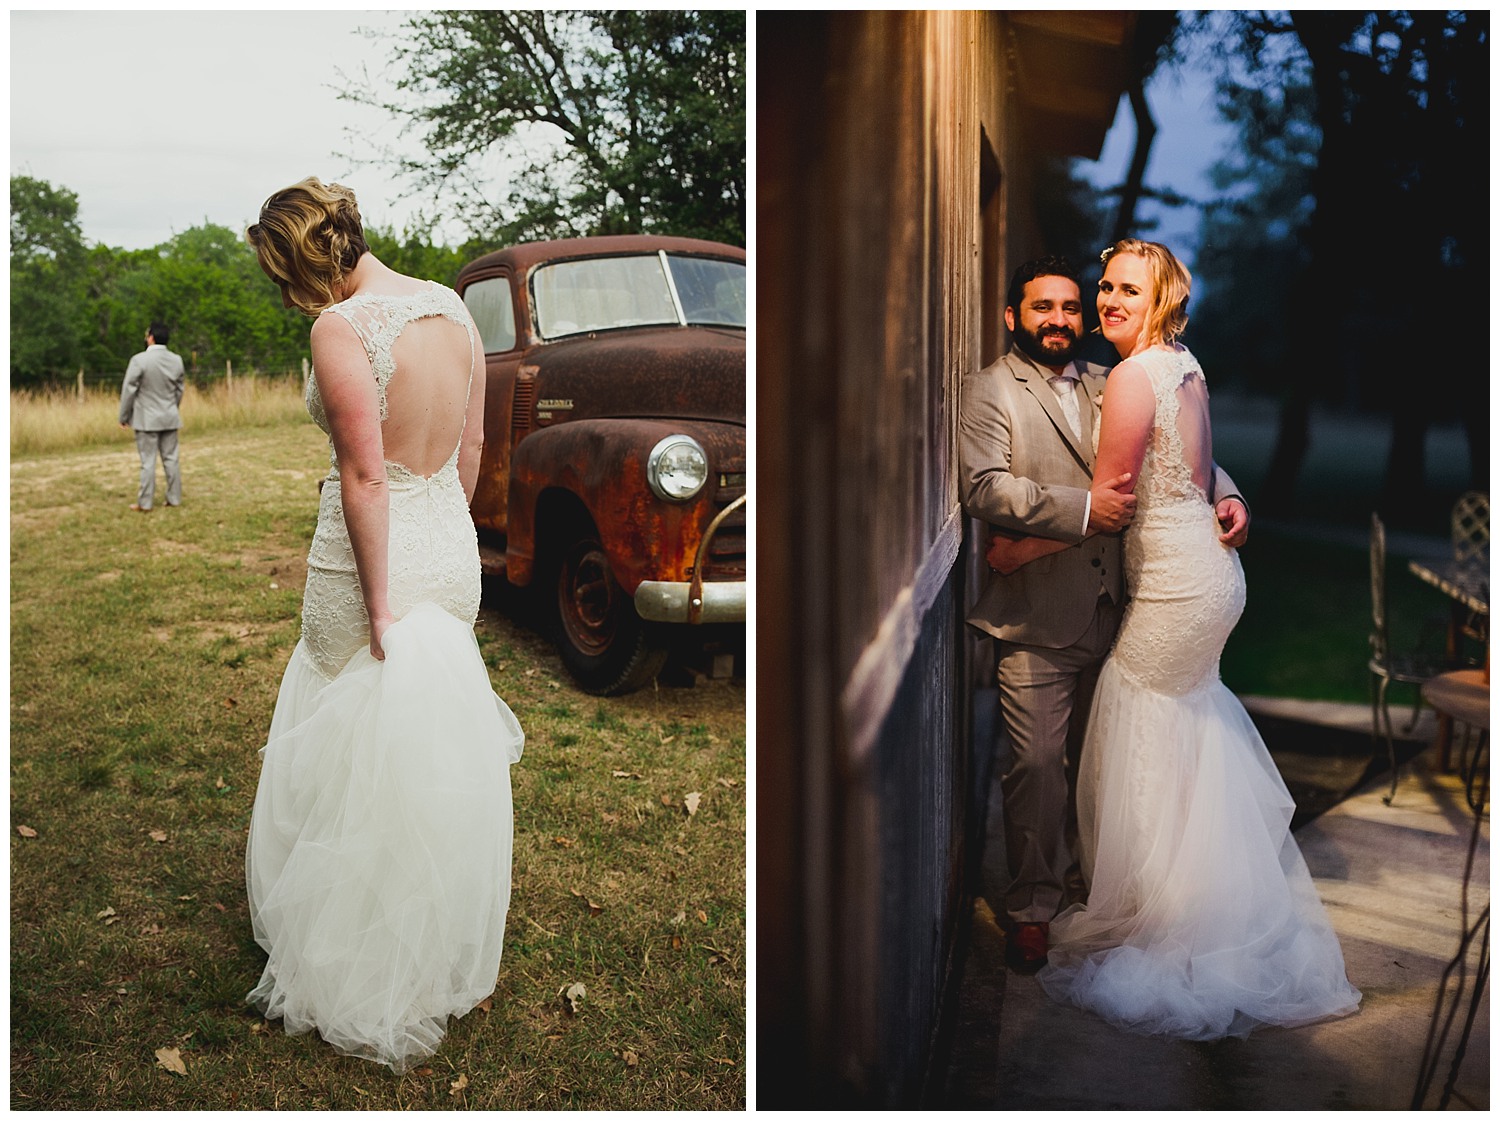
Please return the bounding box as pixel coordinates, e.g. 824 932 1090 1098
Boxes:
129 503 151 513
1006 921 1050 971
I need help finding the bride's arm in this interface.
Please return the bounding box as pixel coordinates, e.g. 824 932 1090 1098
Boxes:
310 313 394 660
457 308 487 505
987 363 1156 575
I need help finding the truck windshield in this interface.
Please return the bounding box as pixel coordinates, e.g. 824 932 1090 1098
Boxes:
532 253 746 339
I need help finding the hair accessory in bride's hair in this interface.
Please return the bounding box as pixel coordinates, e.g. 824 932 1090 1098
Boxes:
1100 246 1116 265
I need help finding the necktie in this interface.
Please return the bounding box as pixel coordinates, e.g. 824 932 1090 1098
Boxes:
1049 374 1083 442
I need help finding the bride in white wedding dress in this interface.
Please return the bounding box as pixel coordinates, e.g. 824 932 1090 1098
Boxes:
990 239 1359 1040
243 179 523 1071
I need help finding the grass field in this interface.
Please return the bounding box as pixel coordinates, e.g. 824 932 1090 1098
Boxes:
10 415 746 1109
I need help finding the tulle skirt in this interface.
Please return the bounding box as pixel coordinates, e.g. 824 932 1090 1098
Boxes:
246 602 523 1071
1037 659 1361 1040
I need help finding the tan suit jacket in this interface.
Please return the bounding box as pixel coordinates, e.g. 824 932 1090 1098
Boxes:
959 347 1119 649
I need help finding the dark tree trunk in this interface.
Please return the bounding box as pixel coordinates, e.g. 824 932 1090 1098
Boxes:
1111 80 1156 243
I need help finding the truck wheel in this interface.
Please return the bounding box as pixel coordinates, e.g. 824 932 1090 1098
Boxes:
554 528 668 695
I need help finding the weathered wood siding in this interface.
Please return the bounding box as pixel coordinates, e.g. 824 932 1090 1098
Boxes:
757 10 1131 1107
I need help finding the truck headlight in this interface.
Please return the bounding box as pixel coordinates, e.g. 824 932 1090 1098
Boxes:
647 435 708 501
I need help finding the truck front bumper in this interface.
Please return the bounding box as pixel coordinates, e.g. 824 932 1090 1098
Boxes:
634 580 746 624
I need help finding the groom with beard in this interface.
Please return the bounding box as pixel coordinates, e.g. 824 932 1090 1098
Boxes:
958 256 1248 970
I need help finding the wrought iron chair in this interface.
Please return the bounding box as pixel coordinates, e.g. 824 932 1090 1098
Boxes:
1452 491 1489 648
1370 513 1447 803
1452 490 1490 567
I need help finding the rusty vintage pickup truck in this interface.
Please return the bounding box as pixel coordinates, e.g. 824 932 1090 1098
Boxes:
455 235 746 694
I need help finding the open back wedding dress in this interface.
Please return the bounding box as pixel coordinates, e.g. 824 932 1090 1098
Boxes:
246 283 523 1071
1037 345 1360 1040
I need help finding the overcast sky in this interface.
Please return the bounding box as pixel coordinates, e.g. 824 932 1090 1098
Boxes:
10 10 442 251
11 11 1235 261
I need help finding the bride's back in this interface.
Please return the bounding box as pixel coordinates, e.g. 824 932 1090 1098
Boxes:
381 314 475 477
1135 348 1216 507
1171 369 1214 501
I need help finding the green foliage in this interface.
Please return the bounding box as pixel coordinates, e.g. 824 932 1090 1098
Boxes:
11 176 88 382
7 178 497 389
350 10 745 246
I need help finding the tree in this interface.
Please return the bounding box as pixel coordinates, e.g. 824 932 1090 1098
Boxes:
11 176 88 384
345 10 745 246
1178 11 1487 522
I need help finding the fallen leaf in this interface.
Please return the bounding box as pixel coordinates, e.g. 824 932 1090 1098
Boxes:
16 825 37 838
178 894 196 901
684 792 701 817
269 582 279 590
139 923 163 936
712 1057 736 1066
149 830 168 843
553 836 574 848
449 1073 468 1096
601 812 619 825
155 1047 187 1075
475 996 493 1014
96 906 117 921
211 902 226 913
250 1021 266 1034
670 910 686 926
623 1050 639 1068
670 934 683 950
223 697 237 708
714 777 737 788
214 777 227 790
561 981 586 1014
611 770 642 780
697 910 708 924
659 793 673 807
660 735 676 745
412 1066 435 1077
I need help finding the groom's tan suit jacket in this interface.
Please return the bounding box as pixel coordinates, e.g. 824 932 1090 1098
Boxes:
959 347 1120 648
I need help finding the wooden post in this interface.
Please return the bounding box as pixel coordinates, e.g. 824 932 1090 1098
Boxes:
77 368 84 401
226 358 233 394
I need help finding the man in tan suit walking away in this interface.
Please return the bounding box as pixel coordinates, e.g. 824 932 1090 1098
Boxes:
958 256 1247 969
119 321 185 512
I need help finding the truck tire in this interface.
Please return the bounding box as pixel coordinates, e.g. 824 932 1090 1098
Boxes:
553 524 668 695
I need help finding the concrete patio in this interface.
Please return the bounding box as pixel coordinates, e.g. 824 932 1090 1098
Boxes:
941 698 1489 1110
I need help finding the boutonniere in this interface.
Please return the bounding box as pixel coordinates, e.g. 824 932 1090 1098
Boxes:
1091 391 1104 410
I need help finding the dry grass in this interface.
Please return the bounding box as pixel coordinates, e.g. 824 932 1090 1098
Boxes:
11 423 746 1109
11 375 310 457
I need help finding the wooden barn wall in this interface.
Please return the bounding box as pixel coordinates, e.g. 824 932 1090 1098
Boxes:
758 11 1014 1107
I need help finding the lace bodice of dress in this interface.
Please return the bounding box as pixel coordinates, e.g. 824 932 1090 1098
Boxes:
1112 344 1244 700
1129 345 1210 516
307 282 476 481
299 282 483 680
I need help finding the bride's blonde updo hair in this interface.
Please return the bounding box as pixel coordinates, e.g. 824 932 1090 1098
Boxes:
1100 238 1192 346
247 177 370 315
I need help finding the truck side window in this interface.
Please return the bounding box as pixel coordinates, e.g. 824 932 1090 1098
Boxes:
462 277 517 354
